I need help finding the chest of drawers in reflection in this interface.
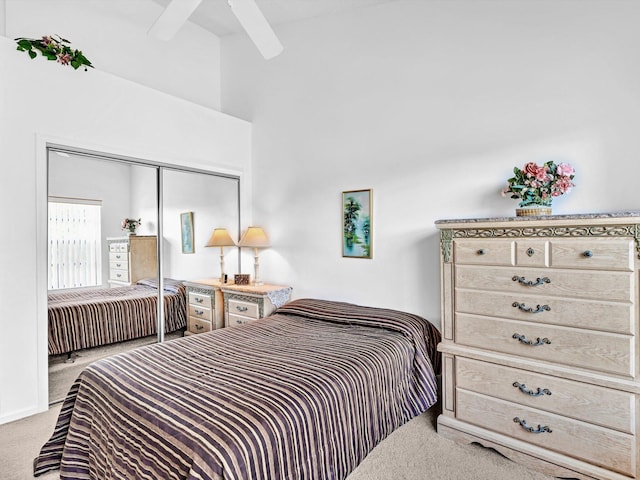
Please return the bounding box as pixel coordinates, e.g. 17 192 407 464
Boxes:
436 213 640 480
107 235 157 287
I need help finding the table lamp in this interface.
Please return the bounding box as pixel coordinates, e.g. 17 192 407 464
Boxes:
238 226 270 286
205 228 236 282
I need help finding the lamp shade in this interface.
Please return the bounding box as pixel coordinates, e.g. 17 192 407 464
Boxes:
238 226 270 248
205 228 236 247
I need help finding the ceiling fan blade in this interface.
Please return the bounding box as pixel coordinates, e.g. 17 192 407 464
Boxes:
148 0 203 41
228 0 284 59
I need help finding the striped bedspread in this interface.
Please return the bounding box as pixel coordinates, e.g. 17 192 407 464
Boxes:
34 298 441 480
47 279 187 355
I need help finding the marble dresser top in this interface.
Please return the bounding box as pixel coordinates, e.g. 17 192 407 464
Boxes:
435 211 640 226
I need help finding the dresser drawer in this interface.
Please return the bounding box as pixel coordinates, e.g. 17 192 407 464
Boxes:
456 357 634 433
550 237 633 271
455 265 633 303
454 239 514 266
228 299 260 319
109 269 129 282
109 260 129 271
227 313 255 327
188 304 212 321
109 252 128 263
109 242 128 253
187 317 212 334
456 389 634 476
455 289 633 334
455 314 633 376
188 291 212 309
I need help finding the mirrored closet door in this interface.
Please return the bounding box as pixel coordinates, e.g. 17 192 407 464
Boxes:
46 148 240 405
161 168 240 282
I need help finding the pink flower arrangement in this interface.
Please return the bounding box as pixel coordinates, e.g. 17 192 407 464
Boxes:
502 161 575 207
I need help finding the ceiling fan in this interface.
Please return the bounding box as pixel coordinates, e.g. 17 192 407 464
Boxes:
149 0 284 59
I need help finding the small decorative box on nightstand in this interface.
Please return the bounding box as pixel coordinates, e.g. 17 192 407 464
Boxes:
221 284 292 327
183 279 225 336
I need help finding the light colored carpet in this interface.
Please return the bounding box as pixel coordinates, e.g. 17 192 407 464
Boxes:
1 401 555 480
48 331 185 404
347 408 555 480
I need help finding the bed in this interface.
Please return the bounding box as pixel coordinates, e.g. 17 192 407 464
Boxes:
34 298 441 480
47 278 187 356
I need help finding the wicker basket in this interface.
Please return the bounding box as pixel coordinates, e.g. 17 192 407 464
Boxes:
515 206 552 216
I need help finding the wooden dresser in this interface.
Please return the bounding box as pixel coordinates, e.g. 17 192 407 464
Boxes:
106 235 157 287
435 213 640 480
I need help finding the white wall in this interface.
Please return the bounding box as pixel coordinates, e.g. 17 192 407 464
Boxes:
221 0 640 324
48 152 133 286
129 163 158 238
4 0 221 109
0 35 251 424
160 169 241 281
49 158 242 288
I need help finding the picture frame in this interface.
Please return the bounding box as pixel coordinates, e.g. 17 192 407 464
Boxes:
180 212 194 254
342 189 372 259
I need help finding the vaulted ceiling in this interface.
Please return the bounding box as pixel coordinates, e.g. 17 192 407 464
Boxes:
151 0 397 37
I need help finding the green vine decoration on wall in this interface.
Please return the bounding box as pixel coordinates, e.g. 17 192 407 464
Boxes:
15 34 93 71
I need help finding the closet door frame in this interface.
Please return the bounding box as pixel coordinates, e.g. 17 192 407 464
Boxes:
37 139 242 408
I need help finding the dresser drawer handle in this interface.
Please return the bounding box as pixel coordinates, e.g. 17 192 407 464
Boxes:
512 333 551 346
526 247 535 257
116 273 122 278
513 382 552 397
513 417 552 434
236 306 249 312
115 263 122 268
115 255 122 259
195 298 204 303
195 324 204 330
512 302 550 314
194 309 204 315
477 249 486 255
583 250 593 257
512 276 551 287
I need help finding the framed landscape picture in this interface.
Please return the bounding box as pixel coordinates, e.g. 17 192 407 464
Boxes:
180 212 194 254
342 189 372 259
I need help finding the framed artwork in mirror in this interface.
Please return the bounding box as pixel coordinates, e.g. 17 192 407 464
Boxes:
180 212 194 254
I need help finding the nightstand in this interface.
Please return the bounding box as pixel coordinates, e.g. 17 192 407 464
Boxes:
183 279 225 336
221 284 292 327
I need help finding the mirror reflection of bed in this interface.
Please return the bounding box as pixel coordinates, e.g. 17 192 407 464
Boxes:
47 277 187 403
47 149 240 404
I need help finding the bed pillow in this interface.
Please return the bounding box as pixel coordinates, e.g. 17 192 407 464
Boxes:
136 278 184 294
275 298 441 375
